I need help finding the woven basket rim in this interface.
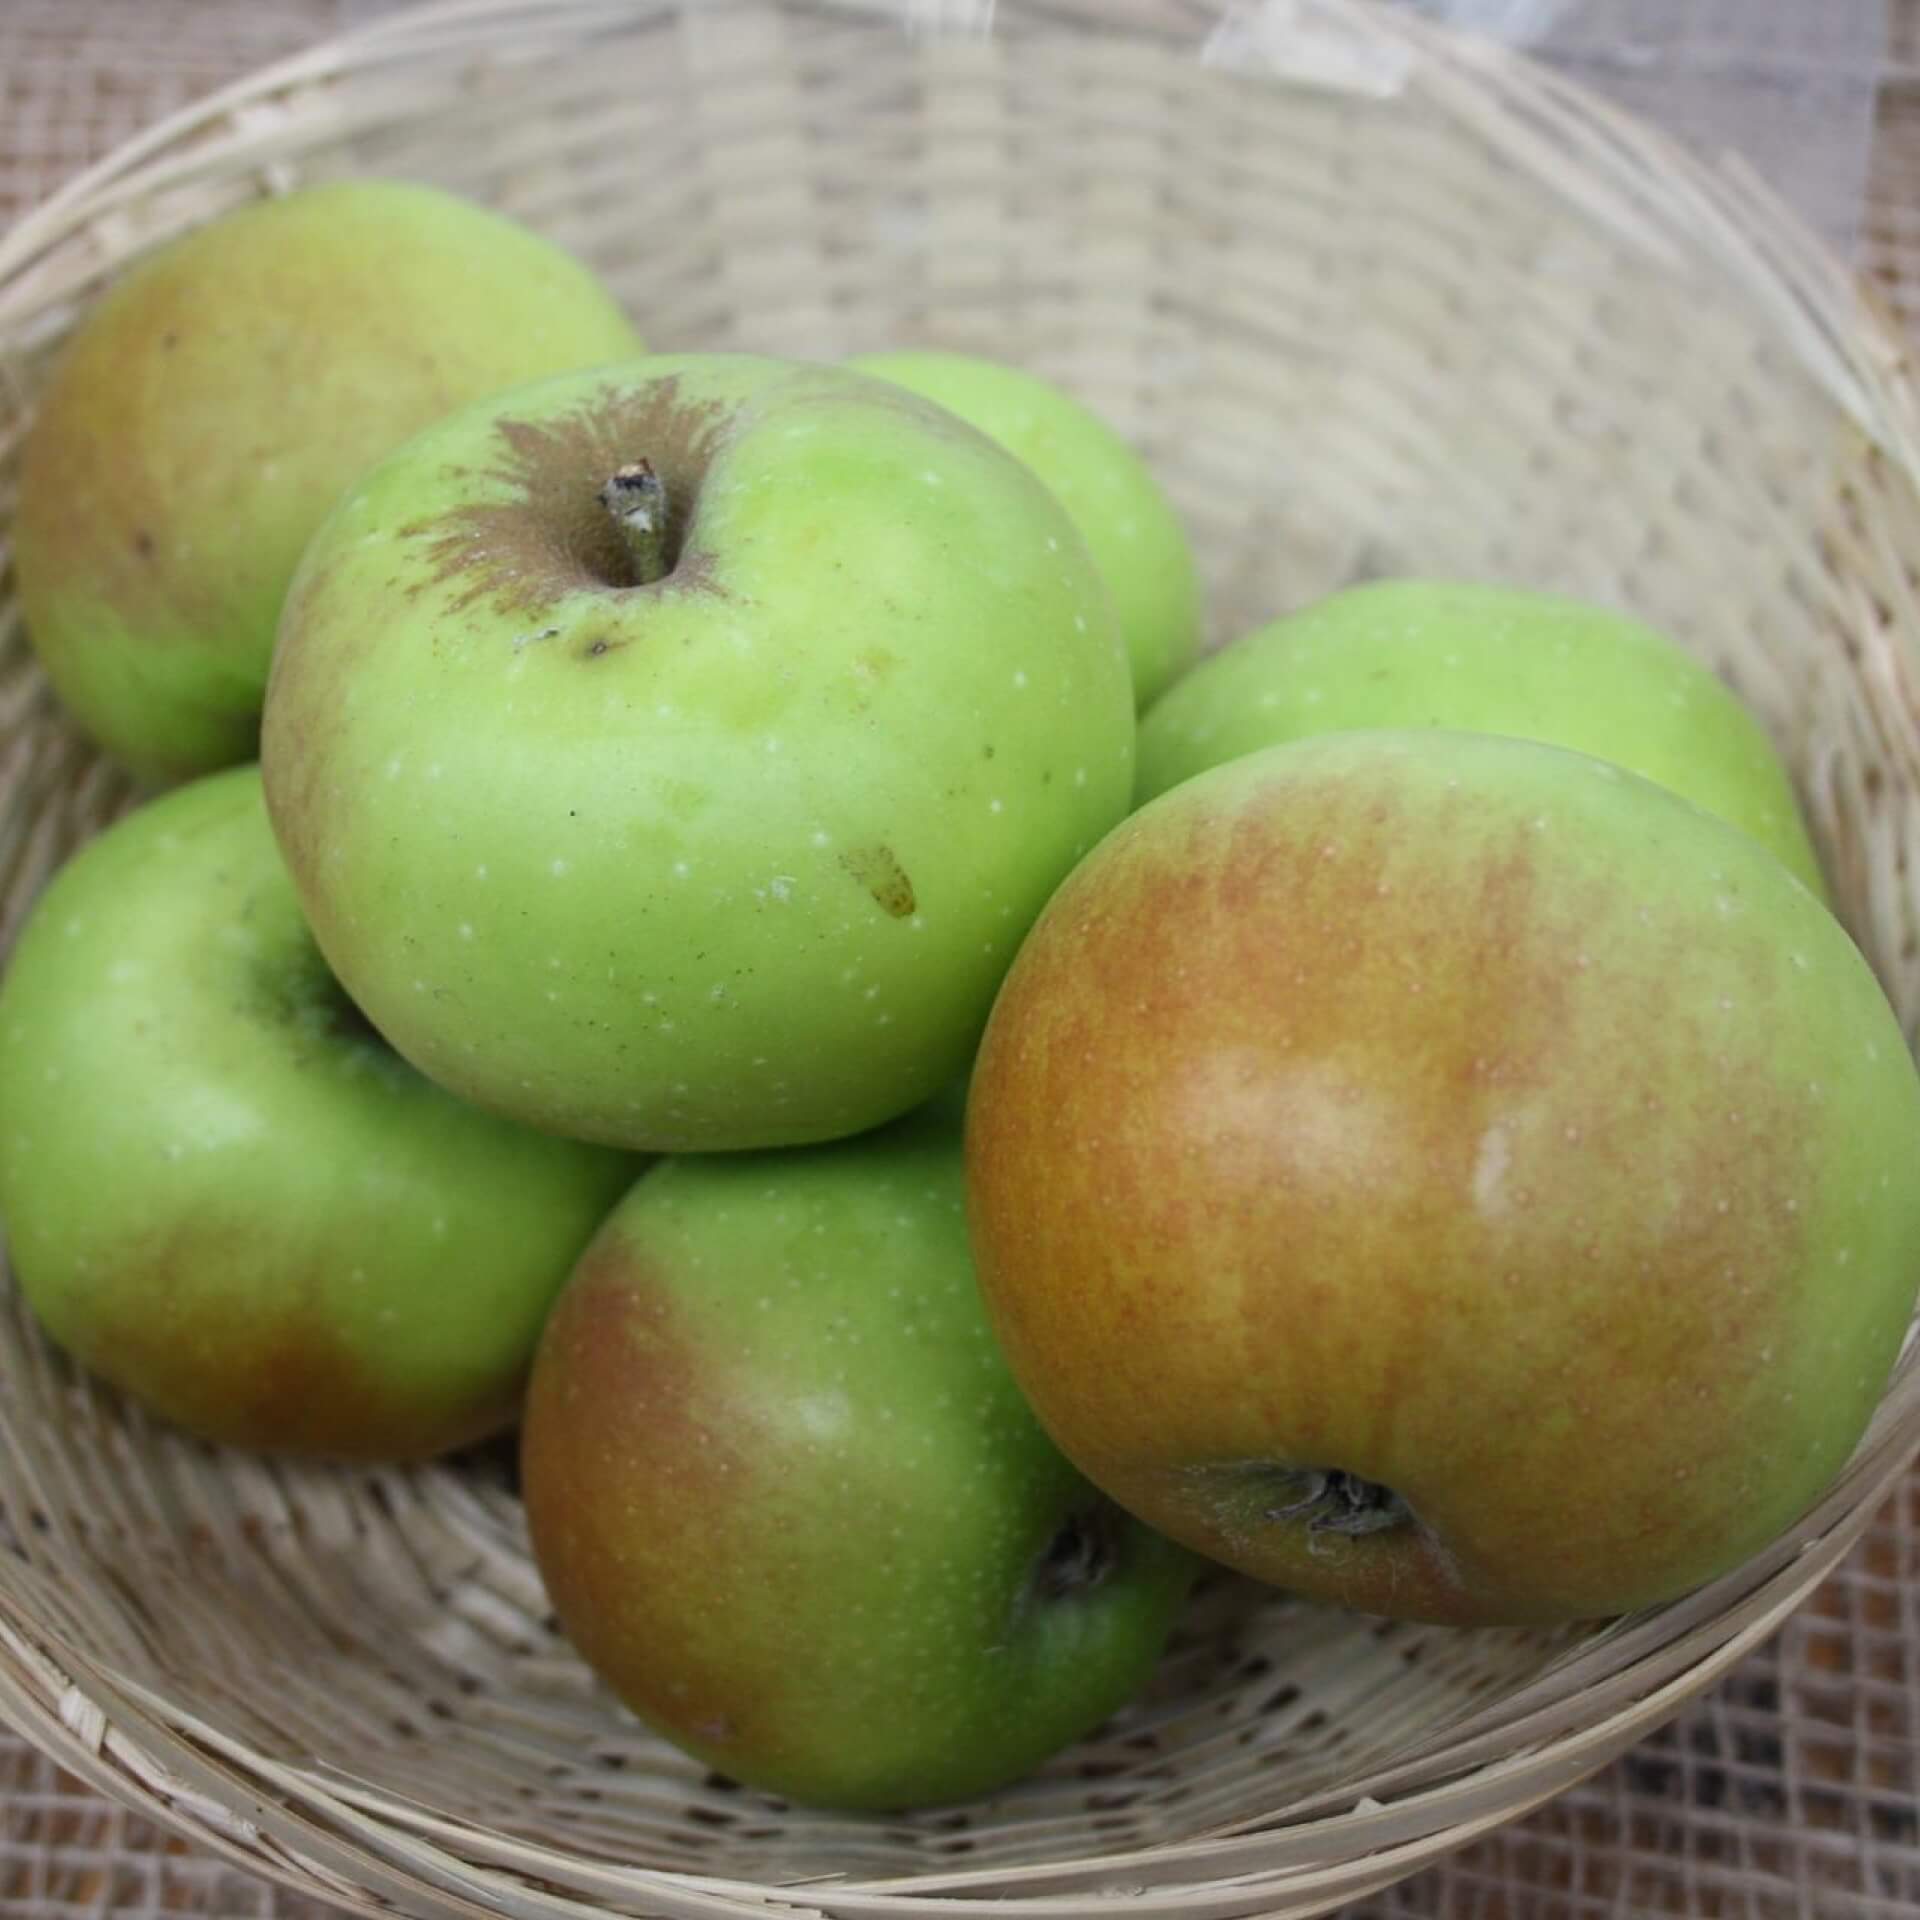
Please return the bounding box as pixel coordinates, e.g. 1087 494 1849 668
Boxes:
5 3 1920 1915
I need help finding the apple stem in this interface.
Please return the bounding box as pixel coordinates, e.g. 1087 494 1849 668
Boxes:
598 461 670 586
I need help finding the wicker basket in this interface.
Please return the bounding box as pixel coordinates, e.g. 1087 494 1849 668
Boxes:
2 2 1919 1915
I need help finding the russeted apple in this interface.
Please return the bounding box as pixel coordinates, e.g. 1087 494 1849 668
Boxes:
0 767 635 1458
14 179 642 783
967 730 1920 1626
1135 580 1827 896
521 1102 1197 1810
262 355 1135 1153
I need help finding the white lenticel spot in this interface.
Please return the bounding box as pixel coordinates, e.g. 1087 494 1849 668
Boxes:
673 861 691 878
458 923 474 941
990 799 1004 814
1013 670 1028 689
475 864 489 881
550 859 569 877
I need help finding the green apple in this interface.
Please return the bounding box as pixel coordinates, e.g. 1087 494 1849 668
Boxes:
967 730 1920 1627
521 1104 1198 1810
261 354 1134 1153
1135 580 1827 896
849 351 1202 710
14 179 643 784
0 767 635 1459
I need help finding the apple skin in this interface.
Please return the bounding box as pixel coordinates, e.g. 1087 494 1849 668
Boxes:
0 767 637 1460
14 180 643 785
965 730 1920 1627
261 354 1134 1153
521 1103 1197 1811
848 351 1202 710
1135 580 1828 898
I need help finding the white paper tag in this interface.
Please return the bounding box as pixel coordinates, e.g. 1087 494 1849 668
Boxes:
904 0 998 36
1201 0 1418 100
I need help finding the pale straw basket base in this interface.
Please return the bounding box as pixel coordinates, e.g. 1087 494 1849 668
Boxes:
1 4 1919 1917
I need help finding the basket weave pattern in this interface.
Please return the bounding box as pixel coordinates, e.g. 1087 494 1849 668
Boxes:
3 4 1920 1916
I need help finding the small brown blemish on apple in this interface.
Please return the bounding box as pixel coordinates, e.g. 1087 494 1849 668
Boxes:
839 846 917 919
409 379 730 619
133 528 156 562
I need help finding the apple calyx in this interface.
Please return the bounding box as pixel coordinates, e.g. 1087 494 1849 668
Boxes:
1265 1468 1410 1539
1032 1503 1121 1602
597 460 671 586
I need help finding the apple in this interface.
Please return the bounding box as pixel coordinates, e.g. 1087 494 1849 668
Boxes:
849 350 1202 710
14 179 643 784
1135 580 1827 896
966 729 1920 1627
521 1102 1198 1810
0 766 636 1459
261 354 1134 1153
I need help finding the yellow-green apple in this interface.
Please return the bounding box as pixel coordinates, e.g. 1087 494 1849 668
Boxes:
261 354 1134 1153
0 767 635 1458
967 730 1920 1626
849 351 1202 710
14 179 642 784
521 1104 1197 1810
1136 580 1826 895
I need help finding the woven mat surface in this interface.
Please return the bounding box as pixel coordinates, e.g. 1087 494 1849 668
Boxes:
4 3 1920 1916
